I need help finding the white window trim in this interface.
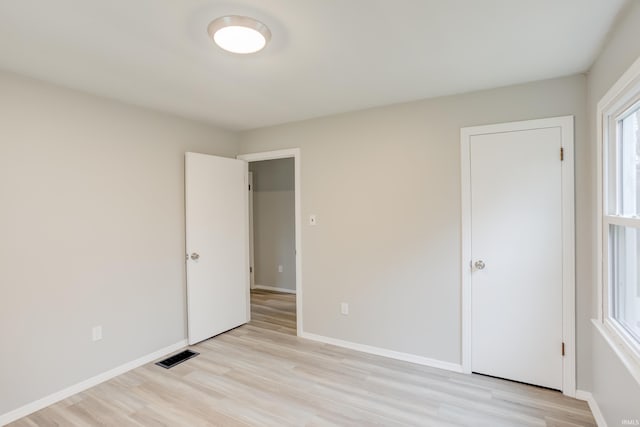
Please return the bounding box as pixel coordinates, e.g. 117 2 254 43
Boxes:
596 54 640 386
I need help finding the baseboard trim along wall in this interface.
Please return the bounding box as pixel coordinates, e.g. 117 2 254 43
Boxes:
575 390 608 427
254 284 296 294
301 332 463 373
0 340 188 426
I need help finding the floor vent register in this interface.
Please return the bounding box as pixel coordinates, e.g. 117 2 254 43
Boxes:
155 349 199 369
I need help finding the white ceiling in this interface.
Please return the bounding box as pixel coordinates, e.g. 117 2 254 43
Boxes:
0 0 628 130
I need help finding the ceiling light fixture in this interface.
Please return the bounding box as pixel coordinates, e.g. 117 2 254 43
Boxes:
208 15 271 54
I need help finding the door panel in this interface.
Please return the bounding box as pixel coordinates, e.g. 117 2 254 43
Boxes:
185 152 249 345
470 127 563 390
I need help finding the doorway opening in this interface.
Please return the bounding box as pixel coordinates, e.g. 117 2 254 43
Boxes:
238 149 302 336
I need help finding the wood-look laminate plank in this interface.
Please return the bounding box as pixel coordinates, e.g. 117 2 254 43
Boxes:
9 290 595 427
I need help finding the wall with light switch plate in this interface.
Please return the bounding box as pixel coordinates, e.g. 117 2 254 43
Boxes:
239 74 588 381
249 158 296 292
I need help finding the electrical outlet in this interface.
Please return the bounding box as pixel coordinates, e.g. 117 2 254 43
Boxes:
341 303 349 315
92 326 103 341
278 265 283 273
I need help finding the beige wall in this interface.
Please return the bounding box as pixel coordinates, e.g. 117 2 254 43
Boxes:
239 75 588 367
249 159 296 291
6 7 640 419
586 1 640 423
0 70 238 414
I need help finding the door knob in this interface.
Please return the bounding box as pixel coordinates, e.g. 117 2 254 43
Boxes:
190 252 200 260
474 260 485 270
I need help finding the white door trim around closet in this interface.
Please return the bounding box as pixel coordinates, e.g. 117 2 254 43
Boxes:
237 148 303 336
460 116 575 397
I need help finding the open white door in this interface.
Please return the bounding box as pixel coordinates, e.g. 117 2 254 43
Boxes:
185 152 250 345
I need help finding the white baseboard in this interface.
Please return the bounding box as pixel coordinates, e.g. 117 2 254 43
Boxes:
0 340 188 426
575 390 608 427
301 332 463 373
254 284 296 294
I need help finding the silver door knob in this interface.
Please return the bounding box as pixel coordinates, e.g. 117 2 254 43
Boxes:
190 252 200 260
474 260 485 270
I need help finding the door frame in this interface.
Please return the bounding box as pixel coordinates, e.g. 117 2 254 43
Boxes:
237 148 303 336
460 116 575 397
248 171 255 289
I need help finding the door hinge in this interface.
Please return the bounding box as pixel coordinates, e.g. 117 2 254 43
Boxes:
248 184 251 191
562 342 565 356
560 147 564 161
250 266 253 273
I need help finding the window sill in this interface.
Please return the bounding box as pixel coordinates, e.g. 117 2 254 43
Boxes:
592 318 640 387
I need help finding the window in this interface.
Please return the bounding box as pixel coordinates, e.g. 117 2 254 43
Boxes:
600 59 640 367
610 223 640 344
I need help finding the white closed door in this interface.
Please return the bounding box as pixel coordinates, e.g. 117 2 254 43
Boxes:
470 127 563 390
185 152 249 345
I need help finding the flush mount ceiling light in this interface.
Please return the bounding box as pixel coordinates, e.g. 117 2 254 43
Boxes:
208 15 271 54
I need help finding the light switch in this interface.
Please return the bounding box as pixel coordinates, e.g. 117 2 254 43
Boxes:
92 326 103 342
341 303 349 315
309 215 317 226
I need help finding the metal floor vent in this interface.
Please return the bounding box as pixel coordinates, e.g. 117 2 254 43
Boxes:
156 349 199 369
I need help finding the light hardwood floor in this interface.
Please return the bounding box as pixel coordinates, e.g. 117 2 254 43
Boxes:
11 290 595 426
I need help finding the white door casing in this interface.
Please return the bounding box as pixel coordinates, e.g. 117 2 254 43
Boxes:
185 152 250 345
461 116 575 396
248 171 255 289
